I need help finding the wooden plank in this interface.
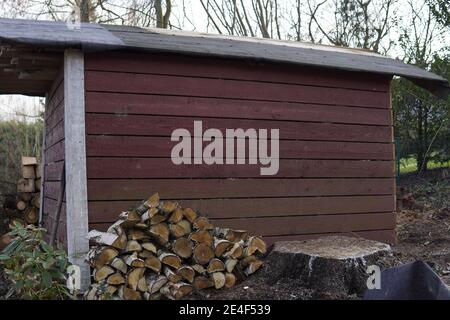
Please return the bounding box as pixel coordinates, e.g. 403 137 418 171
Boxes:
262 229 397 246
85 114 392 143
85 71 389 109
45 140 64 163
87 195 394 222
44 160 64 181
86 158 394 179
84 52 390 92
63 49 90 291
45 120 64 150
87 178 394 201
85 92 393 126
86 135 393 160
43 197 66 222
46 101 64 132
88 212 396 237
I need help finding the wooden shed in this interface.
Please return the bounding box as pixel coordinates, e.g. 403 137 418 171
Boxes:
1 18 449 289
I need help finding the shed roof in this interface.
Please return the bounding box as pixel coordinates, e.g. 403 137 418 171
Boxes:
0 18 449 98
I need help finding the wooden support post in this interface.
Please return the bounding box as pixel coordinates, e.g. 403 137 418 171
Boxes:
64 49 90 292
38 94 47 226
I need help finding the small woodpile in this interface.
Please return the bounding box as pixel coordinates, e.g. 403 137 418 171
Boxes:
85 193 267 300
1 156 41 249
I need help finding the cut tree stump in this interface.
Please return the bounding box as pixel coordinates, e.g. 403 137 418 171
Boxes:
263 236 392 296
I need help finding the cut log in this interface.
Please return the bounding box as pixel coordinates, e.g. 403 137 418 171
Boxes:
88 230 124 250
161 282 193 300
207 258 225 274
212 272 226 289
159 201 178 214
123 252 145 268
240 255 258 268
193 276 214 290
177 219 192 235
244 260 263 276
172 237 193 259
0 234 12 251
144 193 160 208
144 255 162 273
23 207 39 224
177 265 195 283
107 272 125 285
183 208 197 223
134 222 148 229
21 156 37 166
22 165 36 179
159 252 181 269
146 274 168 294
138 250 153 259
17 178 35 193
110 257 128 274
87 246 119 268
164 266 183 283
128 229 147 241
215 228 248 243
127 267 145 291
149 223 169 245
118 210 141 228
137 277 148 292
94 266 114 282
225 273 236 288
168 208 184 223
225 259 238 273
191 264 206 275
119 286 142 300
224 242 244 259
125 240 142 253
35 163 42 179
214 239 233 257
193 216 214 230
141 241 158 254
192 243 215 265
189 230 213 245
169 222 188 238
262 236 392 295
18 192 32 202
35 178 41 192
106 223 128 249
106 285 118 296
150 213 167 225
245 236 267 256
16 200 27 211
31 195 40 209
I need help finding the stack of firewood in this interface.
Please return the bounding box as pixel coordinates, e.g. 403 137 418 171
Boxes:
85 193 267 300
14 156 41 226
0 156 41 249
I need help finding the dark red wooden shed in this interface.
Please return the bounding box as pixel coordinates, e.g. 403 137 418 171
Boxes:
1 18 449 289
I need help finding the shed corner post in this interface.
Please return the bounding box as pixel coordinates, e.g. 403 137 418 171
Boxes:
63 48 91 292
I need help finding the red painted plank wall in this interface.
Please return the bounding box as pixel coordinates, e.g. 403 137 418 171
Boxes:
42 68 67 247
83 51 396 245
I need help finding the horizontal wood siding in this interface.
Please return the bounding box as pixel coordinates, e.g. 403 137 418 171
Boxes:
42 69 66 247
84 52 396 244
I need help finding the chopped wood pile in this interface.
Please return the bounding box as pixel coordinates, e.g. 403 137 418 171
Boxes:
0 156 41 248
85 193 267 300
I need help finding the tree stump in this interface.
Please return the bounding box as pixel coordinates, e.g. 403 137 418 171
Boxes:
262 236 392 296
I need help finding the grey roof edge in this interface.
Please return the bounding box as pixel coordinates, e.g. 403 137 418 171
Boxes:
1 18 449 99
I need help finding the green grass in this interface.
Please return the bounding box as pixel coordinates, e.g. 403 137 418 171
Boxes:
399 157 450 174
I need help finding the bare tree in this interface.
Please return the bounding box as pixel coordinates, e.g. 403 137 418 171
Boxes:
306 0 397 53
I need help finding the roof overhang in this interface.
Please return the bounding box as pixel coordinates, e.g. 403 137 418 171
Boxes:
1 18 449 98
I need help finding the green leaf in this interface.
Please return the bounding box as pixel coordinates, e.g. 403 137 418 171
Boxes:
41 272 52 288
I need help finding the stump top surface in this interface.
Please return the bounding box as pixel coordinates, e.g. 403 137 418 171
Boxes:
273 236 391 259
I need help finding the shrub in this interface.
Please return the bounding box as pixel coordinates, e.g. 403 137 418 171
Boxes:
0 223 72 299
